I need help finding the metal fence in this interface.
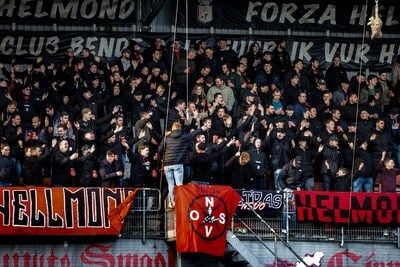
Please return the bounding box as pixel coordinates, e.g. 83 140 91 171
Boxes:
232 192 400 247
122 189 400 247
121 188 165 241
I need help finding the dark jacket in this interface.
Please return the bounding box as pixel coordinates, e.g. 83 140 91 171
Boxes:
0 155 16 184
79 113 115 134
76 154 98 187
294 146 315 179
157 106 183 131
267 134 291 170
248 148 269 178
127 151 151 187
3 124 23 158
321 145 343 175
332 174 351 192
191 143 229 183
159 128 202 166
357 120 374 143
52 150 75 186
99 159 123 187
368 129 390 168
354 149 373 178
325 65 348 92
254 70 281 88
23 148 52 185
225 154 253 189
278 161 303 190
173 57 196 86
340 103 358 123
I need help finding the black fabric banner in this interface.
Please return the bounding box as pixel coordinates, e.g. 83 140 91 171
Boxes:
295 191 400 225
1 31 399 71
181 0 400 32
236 190 283 217
0 0 136 24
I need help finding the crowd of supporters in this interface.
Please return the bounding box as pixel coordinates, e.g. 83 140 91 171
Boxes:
0 37 399 207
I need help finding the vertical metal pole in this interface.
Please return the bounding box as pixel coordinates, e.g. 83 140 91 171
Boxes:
274 235 278 267
142 189 146 244
177 252 183 267
285 192 289 243
136 0 142 30
340 226 345 247
397 227 400 248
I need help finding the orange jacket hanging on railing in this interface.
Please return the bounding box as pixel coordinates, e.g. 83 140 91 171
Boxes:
175 184 241 257
0 187 138 236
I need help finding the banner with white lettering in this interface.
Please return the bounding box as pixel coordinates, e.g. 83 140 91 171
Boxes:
182 0 400 32
236 190 283 217
0 187 137 236
0 0 136 24
1 31 399 70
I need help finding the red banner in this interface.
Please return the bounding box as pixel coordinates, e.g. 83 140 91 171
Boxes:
0 187 137 235
295 191 400 225
175 184 241 257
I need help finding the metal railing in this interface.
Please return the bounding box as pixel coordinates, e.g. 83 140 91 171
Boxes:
232 192 400 247
121 189 400 247
121 188 164 242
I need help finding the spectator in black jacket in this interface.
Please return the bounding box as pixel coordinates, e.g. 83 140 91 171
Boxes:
306 57 325 92
215 39 238 69
23 143 54 186
3 114 23 171
340 92 358 123
52 139 79 186
357 108 374 143
123 143 151 187
200 47 221 77
158 99 187 131
191 138 234 184
294 136 316 191
225 150 252 189
368 119 391 179
76 144 98 187
99 149 124 187
0 144 15 186
278 156 303 191
320 135 343 191
248 138 269 190
159 121 207 208
266 124 292 191
272 39 291 81
352 142 374 192
332 167 351 192
146 49 167 73
325 55 348 92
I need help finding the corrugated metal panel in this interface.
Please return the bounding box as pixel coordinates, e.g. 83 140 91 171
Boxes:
0 24 11 30
4 22 400 39
149 0 172 32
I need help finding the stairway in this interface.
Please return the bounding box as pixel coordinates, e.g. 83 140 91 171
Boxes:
225 230 264 267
